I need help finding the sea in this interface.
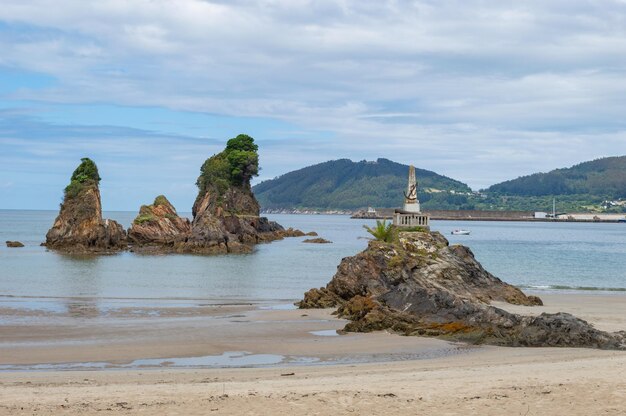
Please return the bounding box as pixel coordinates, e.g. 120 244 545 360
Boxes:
1 210 625 313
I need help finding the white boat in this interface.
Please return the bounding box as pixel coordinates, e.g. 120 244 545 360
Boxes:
451 229 470 235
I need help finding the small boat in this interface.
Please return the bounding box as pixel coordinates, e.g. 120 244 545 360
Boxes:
451 229 470 235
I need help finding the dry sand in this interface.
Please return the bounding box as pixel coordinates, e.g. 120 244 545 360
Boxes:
1 293 625 415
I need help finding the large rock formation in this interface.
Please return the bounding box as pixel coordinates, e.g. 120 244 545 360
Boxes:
123 134 303 254
128 195 191 246
45 158 127 253
300 230 625 349
45 137 303 255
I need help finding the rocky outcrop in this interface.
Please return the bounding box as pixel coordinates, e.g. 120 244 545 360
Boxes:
176 134 303 254
6 241 24 248
300 231 625 349
303 238 332 244
44 136 302 255
45 158 127 253
128 195 190 246
180 183 298 253
183 184 260 253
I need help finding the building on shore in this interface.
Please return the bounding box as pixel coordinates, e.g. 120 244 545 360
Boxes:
393 165 430 228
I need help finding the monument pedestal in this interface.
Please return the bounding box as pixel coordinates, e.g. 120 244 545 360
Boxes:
393 209 430 228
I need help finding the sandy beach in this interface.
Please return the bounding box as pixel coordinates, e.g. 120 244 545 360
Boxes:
0 293 625 414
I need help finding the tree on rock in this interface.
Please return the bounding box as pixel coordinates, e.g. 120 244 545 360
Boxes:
64 157 101 198
196 134 260 197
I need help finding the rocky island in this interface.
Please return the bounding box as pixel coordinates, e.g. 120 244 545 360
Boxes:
300 228 625 349
45 158 127 253
45 135 304 254
177 134 297 254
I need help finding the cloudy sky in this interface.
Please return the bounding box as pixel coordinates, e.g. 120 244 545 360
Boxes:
1 0 626 210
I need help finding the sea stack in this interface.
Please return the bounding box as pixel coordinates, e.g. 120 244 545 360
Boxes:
178 134 299 253
127 195 191 246
45 158 127 253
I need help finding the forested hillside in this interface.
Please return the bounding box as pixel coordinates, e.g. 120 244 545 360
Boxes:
253 158 472 210
487 156 626 198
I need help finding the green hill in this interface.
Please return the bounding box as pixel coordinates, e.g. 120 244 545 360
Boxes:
487 156 626 198
253 158 472 210
479 156 626 212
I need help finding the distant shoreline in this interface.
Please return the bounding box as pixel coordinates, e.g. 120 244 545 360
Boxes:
261 208 626 223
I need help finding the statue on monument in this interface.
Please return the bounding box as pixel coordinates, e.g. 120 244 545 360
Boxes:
402 165 421 213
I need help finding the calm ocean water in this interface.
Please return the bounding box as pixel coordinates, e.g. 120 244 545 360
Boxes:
1 210 625 311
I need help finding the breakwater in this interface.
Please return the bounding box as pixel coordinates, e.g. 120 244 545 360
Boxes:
351 209 626 223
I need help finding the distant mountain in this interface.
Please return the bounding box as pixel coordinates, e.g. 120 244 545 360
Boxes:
253 158 472 210
487 156 626 199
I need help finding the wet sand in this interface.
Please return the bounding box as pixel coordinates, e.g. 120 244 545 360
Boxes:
0 293 625 414
0 299 472 368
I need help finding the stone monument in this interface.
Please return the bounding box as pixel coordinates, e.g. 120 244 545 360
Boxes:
393 165 430 228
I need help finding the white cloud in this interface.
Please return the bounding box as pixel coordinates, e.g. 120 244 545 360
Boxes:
1 0 626 196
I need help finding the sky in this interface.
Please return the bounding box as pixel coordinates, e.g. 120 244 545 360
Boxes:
1 0 626 210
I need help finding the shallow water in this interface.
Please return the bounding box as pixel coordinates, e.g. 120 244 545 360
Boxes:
1 210 625 315
310 330 340 337
0 346 474 372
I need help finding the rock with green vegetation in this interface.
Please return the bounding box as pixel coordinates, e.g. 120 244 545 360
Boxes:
181 134 298 253
128 195 191 246
45 158 127 252
299 230 625 349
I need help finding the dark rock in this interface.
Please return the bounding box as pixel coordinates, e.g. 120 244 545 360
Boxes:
303 238 332 244
128 195 191 246
45 158 127 253
6 241 24 248
527 295 543 306
183 184 259 253
278 228 305 238
175 135 304 254
256 217 285 233
299 287 343 309
305 231 318 236
299 231 625 349
512 312 623 348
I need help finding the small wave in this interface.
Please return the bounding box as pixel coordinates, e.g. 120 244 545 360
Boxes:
519 284 626 292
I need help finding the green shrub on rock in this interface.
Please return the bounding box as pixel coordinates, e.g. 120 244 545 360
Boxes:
363 220 396 243
134 214 155 225
64 158 101 198
153 195 169 207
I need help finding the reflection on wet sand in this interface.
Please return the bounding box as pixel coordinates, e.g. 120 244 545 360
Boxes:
0 303 472 370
